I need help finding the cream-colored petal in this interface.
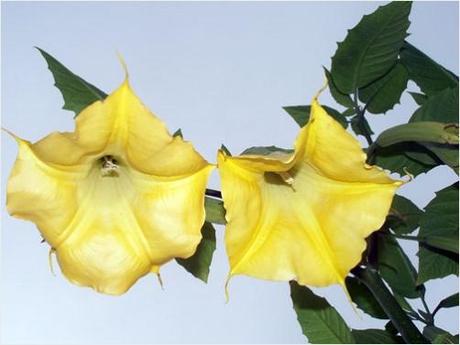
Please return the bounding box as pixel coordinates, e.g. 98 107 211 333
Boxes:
6 137 82 246
298 98 398 183
31 80 210 177
7 77 214 295
130 165 215 263
218 97 402 289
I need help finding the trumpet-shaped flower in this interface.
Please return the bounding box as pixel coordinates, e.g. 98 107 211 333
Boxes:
218 93 402 290
6 78 214 295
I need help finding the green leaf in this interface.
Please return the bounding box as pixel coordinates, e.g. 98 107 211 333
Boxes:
204 197 226 225
385 321 399 336
330 2 411 94
417 246 458 286
283 105 348 129
176 222 216 283
220 144 232 156
36 47 107 116
351 329 403 344
421 143 459 174
387 195 423 235
392 293 418 318
409 92 428 106
241 145 293 156
423 326 459 344
173 128 183 138
358 63 408 114
324 67 355 108
433 293 459 316
350 115 374 138
342 108 357 117
417 183 459 284
374 122 459 148
424 234 459 254
400 41 458 96
377 232 421 299
369 142 439 177
345 277 388 319
290 281 355 344
410 86 459 123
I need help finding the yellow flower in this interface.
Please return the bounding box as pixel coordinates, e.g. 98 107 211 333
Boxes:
218 92 402 291
6 78 214 295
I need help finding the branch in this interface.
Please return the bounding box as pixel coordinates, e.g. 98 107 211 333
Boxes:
353 266 428 344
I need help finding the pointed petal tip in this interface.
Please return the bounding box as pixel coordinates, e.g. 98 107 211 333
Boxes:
116 51 129 83
312 78 329 103
2 127 28 146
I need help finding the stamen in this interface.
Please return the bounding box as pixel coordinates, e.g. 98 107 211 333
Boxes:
100 155 119 177
279 171 296 191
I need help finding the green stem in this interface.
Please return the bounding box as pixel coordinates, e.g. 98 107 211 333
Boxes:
353 266 428 344
420 295 434 326
353 90 374 146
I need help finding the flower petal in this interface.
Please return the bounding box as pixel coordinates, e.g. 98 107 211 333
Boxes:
6 137 81 246
7 77 214 294
218 97 402 288
31 80 209 176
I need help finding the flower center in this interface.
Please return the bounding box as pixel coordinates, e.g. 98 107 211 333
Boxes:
100 155 120 177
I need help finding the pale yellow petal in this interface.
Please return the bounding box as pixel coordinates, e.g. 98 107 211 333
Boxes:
219 98 402 289
130 165 215 263
7 77 214 295
31 80 209 176
6 137 81 246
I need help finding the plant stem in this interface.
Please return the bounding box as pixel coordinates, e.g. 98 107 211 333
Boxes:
205 188 222 199
353 90 374 146
353 266 428 344
421 295 434 326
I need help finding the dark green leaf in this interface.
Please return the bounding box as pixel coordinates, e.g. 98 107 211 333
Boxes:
421 143 459 174
345 277 388 319
409 92 428 106
359 63 408 114
350 115 374 138
417 245 458 286
220 144 232 156
173 128 183 138
370 142 439 177
400 41 458 96
290 281 355 344
410 86 459 123
385 321 399 336
377 232 421 298
392 293 418 318
423 326 459 344
36 47 107 116
176 222 216 283
342 108 357 117
433 293 459 316
387 195 423 235
283 105 348 129
424 234 459 254
331 2 411 93
324 67 355 108
352 329 403 344
241 145 293 156
204 197 226 225
417 183 459 284
405 144 446 166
